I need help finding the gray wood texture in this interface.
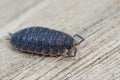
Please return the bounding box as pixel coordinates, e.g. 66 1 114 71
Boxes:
0 0 120 80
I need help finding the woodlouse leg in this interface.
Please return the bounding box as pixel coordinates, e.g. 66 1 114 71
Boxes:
42 55 45 60
58 49 69 61
73 34 85 45
30 53 34 58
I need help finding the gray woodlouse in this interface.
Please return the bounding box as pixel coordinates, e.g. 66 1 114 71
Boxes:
8 26 84 59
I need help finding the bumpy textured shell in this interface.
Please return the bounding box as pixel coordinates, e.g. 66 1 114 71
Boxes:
10 27 74 56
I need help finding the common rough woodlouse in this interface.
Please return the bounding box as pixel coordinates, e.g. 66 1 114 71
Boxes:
8 26 84 59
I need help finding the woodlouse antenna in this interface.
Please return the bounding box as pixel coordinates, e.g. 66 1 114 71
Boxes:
57 52 76 61
73 34 85 45
58 50 77 61
58 46 77 61
65 50 77 58
8 33 12 36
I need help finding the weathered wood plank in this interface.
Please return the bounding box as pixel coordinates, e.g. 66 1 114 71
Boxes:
0 0 120 80
0 0 41 26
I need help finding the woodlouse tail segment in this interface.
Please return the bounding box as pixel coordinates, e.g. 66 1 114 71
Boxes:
6 33 12 40
73 34 85 46
8 33 12 36
6 38 10 40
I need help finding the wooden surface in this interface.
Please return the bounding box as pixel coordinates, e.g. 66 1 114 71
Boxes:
0 0 120 80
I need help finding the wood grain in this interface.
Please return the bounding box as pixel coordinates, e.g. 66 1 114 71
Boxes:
0 0 120 80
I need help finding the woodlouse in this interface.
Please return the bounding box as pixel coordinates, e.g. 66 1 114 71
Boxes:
8 26 84 59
